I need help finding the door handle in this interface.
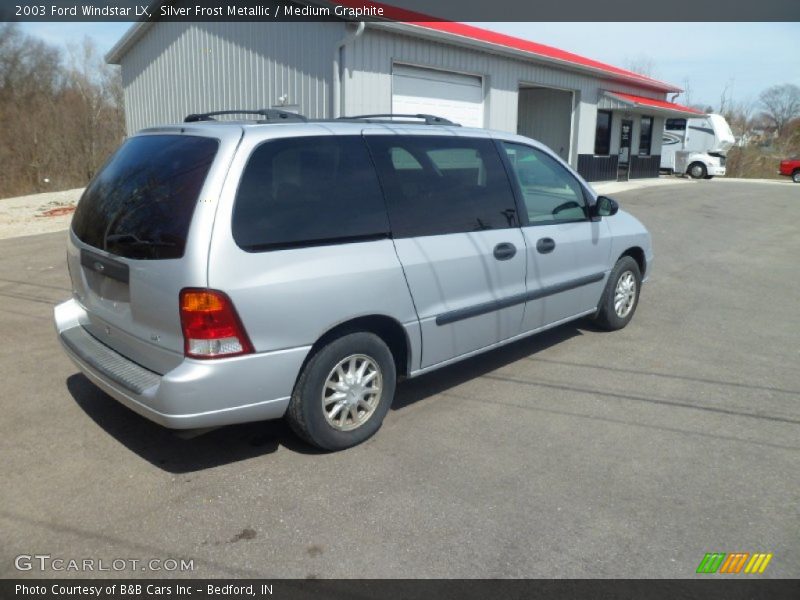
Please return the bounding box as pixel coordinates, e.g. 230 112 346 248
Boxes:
536 237 556 254
493 242 517 261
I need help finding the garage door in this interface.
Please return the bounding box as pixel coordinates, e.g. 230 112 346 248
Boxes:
517 87 573 161
392 64 484 128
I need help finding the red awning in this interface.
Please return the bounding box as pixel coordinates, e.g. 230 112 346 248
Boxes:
604 92 704 116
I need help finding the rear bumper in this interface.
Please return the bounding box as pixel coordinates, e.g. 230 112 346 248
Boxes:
54 299 310 429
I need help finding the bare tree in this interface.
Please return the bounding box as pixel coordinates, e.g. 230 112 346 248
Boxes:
679 77 693 108
0 24 125 198
724 99 756 138
65 37 126 181
718 78 735 115
758 84 800 138
623 55 658 79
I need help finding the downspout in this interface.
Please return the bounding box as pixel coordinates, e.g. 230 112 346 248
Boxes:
332 21 365 118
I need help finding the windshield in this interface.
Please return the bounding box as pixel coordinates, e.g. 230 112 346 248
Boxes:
71 135 219 260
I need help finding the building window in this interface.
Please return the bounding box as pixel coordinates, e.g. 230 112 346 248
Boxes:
639 116 653 156
665 118 686 131
594 110 612 155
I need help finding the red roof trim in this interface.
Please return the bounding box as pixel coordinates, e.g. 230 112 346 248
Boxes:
607 91 704 114
335 1 681 92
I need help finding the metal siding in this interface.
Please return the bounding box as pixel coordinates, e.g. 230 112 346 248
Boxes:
344 28 669 162
119 22 670 169
651 116 665 157
610 113 629 156
632 116 641 156
119 21 345 132
575 98 596 161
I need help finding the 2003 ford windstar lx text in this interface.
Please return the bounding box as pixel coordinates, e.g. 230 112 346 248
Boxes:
54 110 653 450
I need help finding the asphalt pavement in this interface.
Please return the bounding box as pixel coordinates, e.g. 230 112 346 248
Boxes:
1 179 798 578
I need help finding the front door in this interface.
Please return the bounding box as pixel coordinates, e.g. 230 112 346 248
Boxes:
617 119 633 181
364 132 527 369
499 141 612 331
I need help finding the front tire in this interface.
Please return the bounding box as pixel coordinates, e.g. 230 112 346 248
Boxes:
792 169 800 183
688 162 707 179
595 256 642 331
286 332 396 451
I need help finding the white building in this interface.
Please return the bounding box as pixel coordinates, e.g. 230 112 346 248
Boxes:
107 12 703 181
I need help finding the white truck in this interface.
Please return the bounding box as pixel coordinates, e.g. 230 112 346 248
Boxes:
660 114 735 179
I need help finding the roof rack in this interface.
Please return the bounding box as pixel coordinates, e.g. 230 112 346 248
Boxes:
338 113 460 126
184 109 307 123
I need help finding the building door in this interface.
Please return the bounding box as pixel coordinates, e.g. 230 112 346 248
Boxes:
391 64 484 128
617 119 633 181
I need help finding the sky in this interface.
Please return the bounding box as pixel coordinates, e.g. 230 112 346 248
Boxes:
20 21 800 110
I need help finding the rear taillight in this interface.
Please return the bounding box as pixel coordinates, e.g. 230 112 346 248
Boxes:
179 289 253 359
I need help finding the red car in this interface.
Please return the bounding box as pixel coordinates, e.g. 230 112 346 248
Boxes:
779 158 800 183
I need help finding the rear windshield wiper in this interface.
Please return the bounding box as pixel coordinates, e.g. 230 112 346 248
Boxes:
105 233 177 248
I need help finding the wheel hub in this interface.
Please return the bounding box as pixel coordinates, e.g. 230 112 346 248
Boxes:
322 354 383 432
614 271 637 318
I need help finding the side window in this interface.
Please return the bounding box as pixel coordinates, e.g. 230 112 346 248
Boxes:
232 136 389 250
390 147 423 170
501 142 587 224
365 135 518 238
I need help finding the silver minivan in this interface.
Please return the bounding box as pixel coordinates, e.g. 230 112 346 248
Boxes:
54 111 653 450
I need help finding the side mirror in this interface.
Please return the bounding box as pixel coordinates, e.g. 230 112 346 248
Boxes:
592 196 619 220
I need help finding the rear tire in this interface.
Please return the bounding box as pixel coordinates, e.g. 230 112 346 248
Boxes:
688 162 707 179
594 256 642 331
286 332 396 451
792 169 800 183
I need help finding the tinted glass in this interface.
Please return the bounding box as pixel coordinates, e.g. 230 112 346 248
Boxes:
594 110 612 155
72 135 218 260
502 142 587 224
639 116 653 155
365 136 517 237
232 136 389 250
665 118 686 131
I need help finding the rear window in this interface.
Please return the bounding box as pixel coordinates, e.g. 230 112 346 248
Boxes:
71 135 219 260
232 136 389 251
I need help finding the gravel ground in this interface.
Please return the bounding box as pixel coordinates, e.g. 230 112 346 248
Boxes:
0 188 83 240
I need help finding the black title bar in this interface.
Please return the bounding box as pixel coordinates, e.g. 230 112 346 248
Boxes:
4 579 800 600
2 0 800 22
